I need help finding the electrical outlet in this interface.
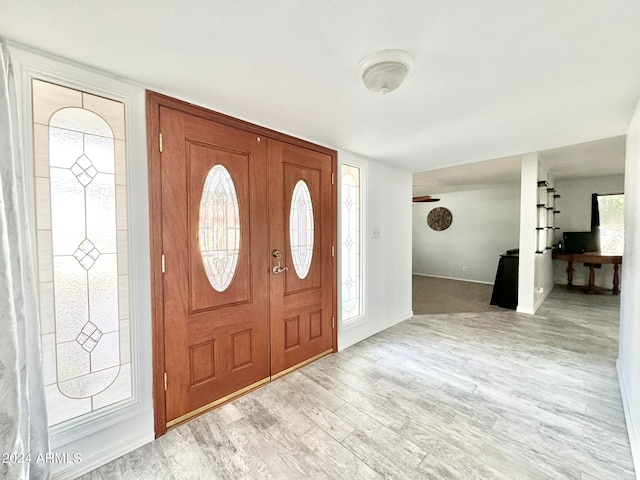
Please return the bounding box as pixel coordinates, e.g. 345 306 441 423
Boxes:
462 266 467 272
372 227 381 239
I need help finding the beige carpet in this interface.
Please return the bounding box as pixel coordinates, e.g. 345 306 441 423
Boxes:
412 275 501 314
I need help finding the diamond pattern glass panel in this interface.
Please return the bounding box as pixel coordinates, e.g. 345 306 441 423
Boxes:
71 154 98 186
289 180 314 279
73 238 101 270
199 164 241 292
49 106 120 402
76 321 104 353
33 79 132 426
341 164 361 321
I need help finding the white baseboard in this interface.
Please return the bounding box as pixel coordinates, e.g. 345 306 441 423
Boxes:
533 283 554 313
52 430 154 480
338 310 413 351
412 272 493 285
617 360 640 479
516 305 535 315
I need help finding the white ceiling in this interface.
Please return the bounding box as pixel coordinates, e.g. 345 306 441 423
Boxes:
1 1 639 174
412 136 627 195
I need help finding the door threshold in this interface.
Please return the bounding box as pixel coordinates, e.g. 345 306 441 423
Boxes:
166 376 271 429
271 348 333 381
165 348 334 430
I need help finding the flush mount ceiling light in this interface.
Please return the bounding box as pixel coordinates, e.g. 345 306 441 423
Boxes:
358 49 412 95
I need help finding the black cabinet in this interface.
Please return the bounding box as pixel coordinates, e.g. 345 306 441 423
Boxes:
490 250 519 309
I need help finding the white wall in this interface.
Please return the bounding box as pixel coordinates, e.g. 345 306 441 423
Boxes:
338 151 413 350
534 243 555 310
518 155 538 314
553 175 625 289
618 97 640 477
412 186 520 284
518 154 554 314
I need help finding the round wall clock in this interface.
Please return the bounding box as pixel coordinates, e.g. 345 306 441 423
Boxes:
427 207 453 231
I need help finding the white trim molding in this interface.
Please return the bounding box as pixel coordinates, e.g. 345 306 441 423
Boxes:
618 361 640 479
53 430 154 480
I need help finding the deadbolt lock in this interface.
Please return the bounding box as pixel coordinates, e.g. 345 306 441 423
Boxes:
272 249 281 258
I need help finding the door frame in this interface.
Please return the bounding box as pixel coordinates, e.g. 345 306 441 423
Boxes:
146 91 337 437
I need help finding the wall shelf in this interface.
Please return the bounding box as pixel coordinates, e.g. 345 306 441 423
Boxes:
536 181 560 253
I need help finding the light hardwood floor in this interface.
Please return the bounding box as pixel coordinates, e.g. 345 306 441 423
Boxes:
80 286 635 479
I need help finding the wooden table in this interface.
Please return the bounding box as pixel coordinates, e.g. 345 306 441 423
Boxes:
552 251 622 295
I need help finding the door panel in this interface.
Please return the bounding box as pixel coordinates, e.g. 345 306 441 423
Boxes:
269 140 334 375
188 143 250 312
160 107 269 424
284 165 321 292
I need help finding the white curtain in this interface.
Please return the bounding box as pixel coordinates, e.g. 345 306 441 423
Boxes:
0 39 50 480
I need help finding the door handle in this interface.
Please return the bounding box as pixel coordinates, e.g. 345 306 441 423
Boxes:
271 249 288 274
272 262 288 275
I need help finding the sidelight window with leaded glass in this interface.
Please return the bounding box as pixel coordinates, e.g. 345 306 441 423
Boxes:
341 164 361 322
32 79 132 426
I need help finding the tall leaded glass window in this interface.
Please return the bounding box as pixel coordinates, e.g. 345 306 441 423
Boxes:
341 164 361 322
32 79 132 426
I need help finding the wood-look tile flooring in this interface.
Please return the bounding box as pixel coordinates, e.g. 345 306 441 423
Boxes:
81 287 635 479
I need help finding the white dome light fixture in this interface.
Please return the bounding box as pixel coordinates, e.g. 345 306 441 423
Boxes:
358 49 412 95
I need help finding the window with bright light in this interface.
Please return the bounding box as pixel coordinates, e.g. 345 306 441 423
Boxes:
341 164 361 322
32 79 132 426
598 193 624 255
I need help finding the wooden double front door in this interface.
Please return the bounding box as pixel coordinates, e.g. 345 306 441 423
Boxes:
148 94 336 431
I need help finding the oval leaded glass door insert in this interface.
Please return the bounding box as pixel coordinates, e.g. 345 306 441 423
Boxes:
289 180 314 279
199 164 241 291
